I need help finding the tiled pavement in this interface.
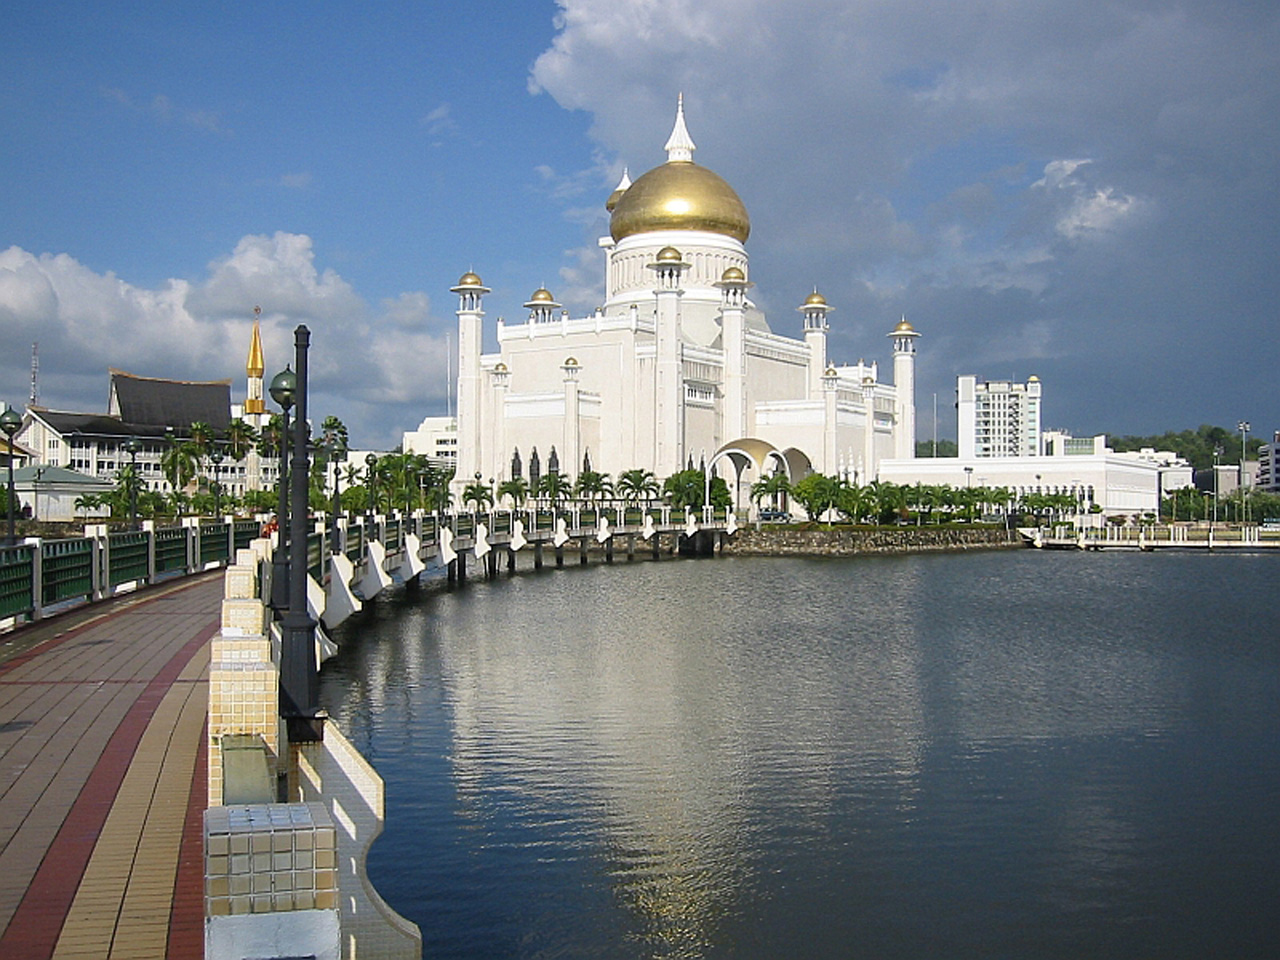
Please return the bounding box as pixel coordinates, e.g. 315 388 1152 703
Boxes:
0 573 223 959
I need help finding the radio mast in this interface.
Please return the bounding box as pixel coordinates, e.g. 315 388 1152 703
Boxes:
29 342 38 407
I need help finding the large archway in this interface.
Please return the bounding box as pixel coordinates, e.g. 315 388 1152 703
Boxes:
707 438 811 513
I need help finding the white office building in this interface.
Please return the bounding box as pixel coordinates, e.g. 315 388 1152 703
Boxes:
957 375 1042 459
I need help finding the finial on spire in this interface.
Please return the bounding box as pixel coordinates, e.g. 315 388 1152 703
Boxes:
665 93 696 163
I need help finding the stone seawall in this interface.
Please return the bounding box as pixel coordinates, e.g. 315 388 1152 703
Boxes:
721 525 1020 557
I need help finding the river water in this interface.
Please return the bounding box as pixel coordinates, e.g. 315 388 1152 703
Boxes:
321 548 1279 959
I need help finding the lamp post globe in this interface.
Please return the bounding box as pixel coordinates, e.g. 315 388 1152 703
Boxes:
1 405 22 546
269 367 297 411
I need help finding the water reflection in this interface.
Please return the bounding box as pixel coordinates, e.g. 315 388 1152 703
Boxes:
322 550 1280 959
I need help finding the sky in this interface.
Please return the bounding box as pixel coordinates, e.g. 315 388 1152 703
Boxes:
1 0 1277 451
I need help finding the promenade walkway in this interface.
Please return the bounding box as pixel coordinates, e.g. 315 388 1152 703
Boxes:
0 573 222 959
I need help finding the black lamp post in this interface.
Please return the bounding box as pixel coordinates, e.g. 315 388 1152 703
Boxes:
1 405 21 546
365 452 378 525
328 434 346 553
210 443 225 517
281 326 320 740
269 366 296 615
124 436 141 530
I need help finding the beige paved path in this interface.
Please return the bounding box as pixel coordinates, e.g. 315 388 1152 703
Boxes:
0 573 222 959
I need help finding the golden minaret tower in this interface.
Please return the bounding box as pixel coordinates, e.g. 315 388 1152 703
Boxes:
245 306 266 417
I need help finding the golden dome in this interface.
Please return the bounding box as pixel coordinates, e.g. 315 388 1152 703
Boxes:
456 271 484 287
530 287 554 303
655 246 684 264
1028 375 1040 382
804 290 828 307
563 356 579 367
721 266 746 283
610 161 750 244
894 317 914 332
493 362 508 373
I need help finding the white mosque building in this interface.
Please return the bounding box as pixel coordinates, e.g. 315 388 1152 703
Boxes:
450 97 919 501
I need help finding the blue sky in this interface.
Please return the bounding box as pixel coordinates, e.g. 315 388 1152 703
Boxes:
2 1 1277 450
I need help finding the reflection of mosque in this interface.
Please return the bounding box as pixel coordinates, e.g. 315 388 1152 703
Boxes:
407 567 930 952
452 97 919 498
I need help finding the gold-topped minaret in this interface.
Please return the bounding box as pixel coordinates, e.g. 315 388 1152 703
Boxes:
245 306 266 415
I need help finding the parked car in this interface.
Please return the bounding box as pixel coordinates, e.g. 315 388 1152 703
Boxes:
759 508 791 522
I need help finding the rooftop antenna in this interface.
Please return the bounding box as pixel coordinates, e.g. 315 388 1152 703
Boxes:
29 342 38 407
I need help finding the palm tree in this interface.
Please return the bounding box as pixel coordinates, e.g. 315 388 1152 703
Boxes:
750 471 790 513
462 481 493 513
224 418 258 462
497 476 529 509
536 471 569 509
574 470 612 504
161 440 199 494
616 468 659 503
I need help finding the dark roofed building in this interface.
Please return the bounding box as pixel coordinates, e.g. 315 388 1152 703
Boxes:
107 369 232 432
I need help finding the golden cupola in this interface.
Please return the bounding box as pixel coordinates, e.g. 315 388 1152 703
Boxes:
609 95 750 244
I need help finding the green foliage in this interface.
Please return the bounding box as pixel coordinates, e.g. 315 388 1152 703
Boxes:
1108 424 1261 471
790 473 839 520
615 468 657 502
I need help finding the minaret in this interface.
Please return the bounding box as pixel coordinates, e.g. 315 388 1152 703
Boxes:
245 306 266 422
715 266 751 442
562 357 582 481
524 286 560 324
822 365 840 475
452 271 490 489
649 245 688 477
800 290 831 400
862 375 878 482
888 317 920 460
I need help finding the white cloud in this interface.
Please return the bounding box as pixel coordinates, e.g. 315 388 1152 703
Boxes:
0 235 449 448
100 86 230 136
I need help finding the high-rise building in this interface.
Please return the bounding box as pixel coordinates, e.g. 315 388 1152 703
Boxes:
957 375 1043 459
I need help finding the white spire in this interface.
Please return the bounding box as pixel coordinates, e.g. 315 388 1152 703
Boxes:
615 167 632 191
664 93 696 163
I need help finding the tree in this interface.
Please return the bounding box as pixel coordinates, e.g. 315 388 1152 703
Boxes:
616 468 659 503
462 481 494 513
750 471 791 512
537 471 570 508
834 482 870 523
161 441 199 493
497 476 529 509
915 439 959 458
663 469 705 510
790 472 839 521
224 419 258 462
574 470 613 503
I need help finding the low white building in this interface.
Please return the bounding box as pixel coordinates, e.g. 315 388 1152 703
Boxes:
11 465 114 522
879 454 1161 518
402 416 458 471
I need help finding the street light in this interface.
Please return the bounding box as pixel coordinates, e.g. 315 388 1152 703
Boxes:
269 366 296 614
209 443 225 518
1238 420 1251 524
327 431 346 553
124 436 142 530
366 453 379 522
1212 445 1222 527
1 405 22 546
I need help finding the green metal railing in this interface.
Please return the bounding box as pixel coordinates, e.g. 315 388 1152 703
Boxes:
107 531 150 587
233 520 259 553
199 523 230 566
41 538 94 606
0 544 35 619
155 527 189 574
345 525 364 561
308 533 324 580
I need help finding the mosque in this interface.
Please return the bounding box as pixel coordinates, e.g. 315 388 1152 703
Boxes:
450 97 919 501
